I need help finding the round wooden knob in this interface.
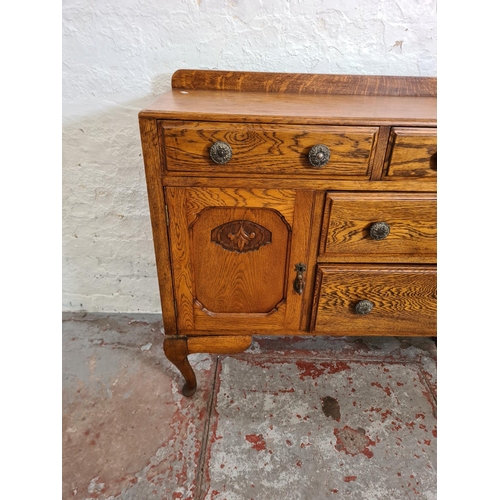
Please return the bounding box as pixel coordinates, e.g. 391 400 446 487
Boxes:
355 300 374 315
308 144 330 167
209 141 232 164
369 222 390 240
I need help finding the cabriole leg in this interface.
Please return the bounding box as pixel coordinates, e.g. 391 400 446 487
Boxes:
163 334 254 397
163 336 197 397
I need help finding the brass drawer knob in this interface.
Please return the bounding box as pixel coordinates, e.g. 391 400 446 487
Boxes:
209 141 232 164
355 299 374 315
369 221 390 240
308 144 330 167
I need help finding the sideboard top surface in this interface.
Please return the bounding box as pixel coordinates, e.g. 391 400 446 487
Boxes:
139 90 436 126
139 70 436 127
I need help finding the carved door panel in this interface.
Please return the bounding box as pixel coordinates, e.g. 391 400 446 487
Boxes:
165 188 315 334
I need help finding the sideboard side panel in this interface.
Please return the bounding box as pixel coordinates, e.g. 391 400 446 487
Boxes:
139 116 177 333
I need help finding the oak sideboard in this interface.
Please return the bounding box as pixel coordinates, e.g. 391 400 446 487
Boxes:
139 70 437 396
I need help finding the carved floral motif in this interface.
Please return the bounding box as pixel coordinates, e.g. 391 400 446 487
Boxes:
211 220 272 253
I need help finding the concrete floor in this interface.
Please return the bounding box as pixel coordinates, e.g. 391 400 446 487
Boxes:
62 313 437 500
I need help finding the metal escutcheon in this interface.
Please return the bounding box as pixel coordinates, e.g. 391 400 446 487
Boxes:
369 221 390 241
308 144 330 168
209 141 232 164
355 300 374 315
293 263 307 295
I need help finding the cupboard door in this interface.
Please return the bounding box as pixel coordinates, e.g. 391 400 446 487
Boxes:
166 188 314 334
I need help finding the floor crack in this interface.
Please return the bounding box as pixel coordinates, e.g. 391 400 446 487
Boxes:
193 355 219 500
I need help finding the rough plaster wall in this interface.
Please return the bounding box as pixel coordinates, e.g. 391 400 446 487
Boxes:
62 0 437 313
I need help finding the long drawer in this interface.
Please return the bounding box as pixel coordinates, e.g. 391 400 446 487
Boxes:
311 265 437 336
319 192 436 263
160 121 379 178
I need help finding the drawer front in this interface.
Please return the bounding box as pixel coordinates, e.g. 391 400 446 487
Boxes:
312 265 437 335
384 127 437 179
160 121 378 178
319 192 436 263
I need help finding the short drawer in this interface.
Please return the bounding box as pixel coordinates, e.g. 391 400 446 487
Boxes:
160 121 379 178
383 127 437 180
311 265 437 335
319 192 436 263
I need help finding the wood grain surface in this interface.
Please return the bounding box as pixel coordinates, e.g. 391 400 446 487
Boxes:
139 116 177 334
284 190 318 330
187 335 253 354
319 192 436 262
160 121 378 178
161 175 437 193
311 265 437 336
192 206 290 314
384 127 437 179
140 90 436 127
369 126 392 180
172 70 437 97
182 187 296 226
300 191 327 331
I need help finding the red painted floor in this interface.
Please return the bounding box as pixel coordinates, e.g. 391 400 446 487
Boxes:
63 313 436 499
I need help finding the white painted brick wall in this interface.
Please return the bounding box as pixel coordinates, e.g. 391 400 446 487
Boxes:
62 0 437 313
